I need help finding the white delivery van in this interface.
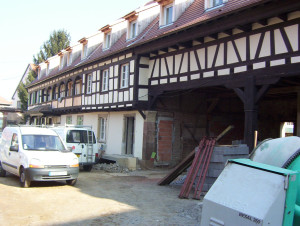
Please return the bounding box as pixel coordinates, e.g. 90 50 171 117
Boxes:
0 126 79 187
51 126 98 171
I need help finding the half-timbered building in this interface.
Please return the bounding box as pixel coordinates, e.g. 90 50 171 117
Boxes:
27 0 300 166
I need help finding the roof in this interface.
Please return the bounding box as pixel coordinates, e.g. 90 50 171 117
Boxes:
28 0 271 88
0 96 12 106
12 64 37 98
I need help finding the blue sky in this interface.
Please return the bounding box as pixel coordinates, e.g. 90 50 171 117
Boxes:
0 0 150 101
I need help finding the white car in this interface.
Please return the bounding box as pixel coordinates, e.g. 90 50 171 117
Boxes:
0 126 79 187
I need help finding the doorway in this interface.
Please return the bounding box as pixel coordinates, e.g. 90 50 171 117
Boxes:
124 116 135 155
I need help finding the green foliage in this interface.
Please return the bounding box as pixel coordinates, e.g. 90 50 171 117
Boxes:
33 29 71 64
17 69 37 112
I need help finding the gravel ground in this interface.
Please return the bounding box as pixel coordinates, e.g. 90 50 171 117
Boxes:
0 164 203 226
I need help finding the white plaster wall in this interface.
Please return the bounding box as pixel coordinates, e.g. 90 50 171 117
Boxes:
106 111 144 159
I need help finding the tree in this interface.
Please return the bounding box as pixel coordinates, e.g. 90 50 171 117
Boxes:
33 29 71 64
17 29 71 116
18 69 37 112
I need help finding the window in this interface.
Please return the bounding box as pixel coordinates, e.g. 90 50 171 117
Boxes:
77 116 83 125
67 81 73 96
67 51 72 66
129 21 137 39
104 33 111 49
11 133 19 148
36 90 40 104
59 55 64 70
66 116 72 125
47 88 52 101
164 4 173 25
206 0 227 9
66 130 96 144
102 69 109 91
59 84 65 98
98 117 106 142
53 85 58 99
46 63 50 75
75 79 82 95
86 74 92 94
120 64 129 88
17 101 21 109
82 43 88 59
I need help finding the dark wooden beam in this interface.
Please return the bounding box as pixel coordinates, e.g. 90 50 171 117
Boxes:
195 37 204 43
236 24 252 32
257 18 268 26
138 109 146 120
178 41 193 48
208 33 218 40
278 13 288 21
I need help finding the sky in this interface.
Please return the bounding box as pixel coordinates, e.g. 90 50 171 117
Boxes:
0 0 150 101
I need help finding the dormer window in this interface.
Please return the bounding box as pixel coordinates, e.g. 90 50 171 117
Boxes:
59 53 64 70
66 46 72 66
79 38 88 59
205 0 228 9
164 4 173 25
130 21 137 39
124 11 138 40
37 66 41 79
156 0 174 27
46 61 50 75
104 33 111 49
100 25 112 50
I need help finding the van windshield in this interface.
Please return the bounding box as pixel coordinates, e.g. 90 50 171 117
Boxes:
22 135 65 151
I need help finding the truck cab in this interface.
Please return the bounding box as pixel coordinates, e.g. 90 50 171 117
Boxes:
51 126 98 171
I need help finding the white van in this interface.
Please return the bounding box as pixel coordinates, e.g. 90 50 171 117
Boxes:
50 126 98 171
0 126 79 187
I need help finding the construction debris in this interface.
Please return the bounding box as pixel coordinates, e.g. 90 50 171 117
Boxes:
93 163 131 173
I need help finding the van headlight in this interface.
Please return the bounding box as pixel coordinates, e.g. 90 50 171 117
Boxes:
29 158 44 168
70 158 79 168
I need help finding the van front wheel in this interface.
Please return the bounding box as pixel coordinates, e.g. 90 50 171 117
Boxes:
20 168 31 188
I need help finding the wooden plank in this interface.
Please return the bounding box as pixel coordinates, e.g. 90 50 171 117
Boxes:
157 149 195 186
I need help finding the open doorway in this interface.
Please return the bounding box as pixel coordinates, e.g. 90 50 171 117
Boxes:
124 116 135 155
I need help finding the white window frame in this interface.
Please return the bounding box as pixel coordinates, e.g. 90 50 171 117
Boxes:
75 79 82 95
104 32 111 49
66 116 72 125
46 63 50 75
98 117 107 142
164 4 174 26
205 0 227 10
77 115 83 126
129 20 137 39
120 64 129 89
82 43 88 59
102 69 109 91
67 51 72 66
86 74 93 94
59 55 64 70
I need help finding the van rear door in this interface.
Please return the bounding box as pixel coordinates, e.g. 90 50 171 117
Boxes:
66 130 88 164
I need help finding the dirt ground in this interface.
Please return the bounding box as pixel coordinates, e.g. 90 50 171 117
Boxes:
0 168 203 226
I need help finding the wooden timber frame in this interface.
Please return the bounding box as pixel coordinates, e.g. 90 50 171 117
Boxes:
132 0 300 152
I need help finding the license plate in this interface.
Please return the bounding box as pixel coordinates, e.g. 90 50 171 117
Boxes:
49 171 67 176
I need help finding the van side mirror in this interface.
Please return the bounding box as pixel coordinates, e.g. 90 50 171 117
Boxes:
10 145 19 152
